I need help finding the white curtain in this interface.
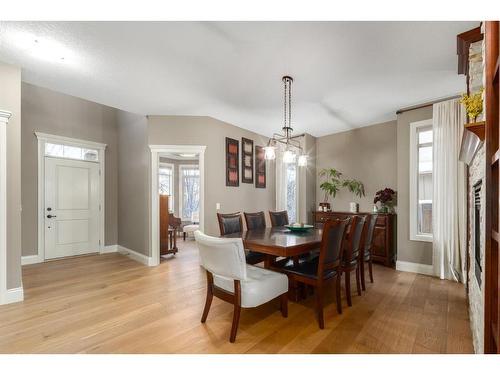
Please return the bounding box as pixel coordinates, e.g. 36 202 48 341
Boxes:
275 144 286 211
432 98 467 281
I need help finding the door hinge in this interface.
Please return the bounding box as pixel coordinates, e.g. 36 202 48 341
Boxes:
99 204 101 211
99 170 101 176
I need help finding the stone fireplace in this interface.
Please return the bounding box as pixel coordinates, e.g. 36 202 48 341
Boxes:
468 144 485 353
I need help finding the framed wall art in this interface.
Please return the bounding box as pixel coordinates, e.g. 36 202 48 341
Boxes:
225 137 239 187
241 137 254 184
255 145 266 189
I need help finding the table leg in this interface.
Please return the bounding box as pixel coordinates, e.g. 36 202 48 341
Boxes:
263 255 277 268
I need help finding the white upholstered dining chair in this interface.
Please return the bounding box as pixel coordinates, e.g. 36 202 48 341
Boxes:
194 230 288 342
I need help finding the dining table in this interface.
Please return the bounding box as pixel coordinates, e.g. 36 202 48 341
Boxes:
223 226 323 300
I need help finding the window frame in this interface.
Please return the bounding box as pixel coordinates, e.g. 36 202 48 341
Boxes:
284 162 299 224
409 118 433 242
158 162 174 210
179 164 200 221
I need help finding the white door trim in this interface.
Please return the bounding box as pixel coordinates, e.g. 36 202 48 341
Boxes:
36 132 107 262
0 110 12 305
149 145 206 266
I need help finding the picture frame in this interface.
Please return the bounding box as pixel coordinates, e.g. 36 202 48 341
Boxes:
255 145 266 188
241 137 254 184
225 137 239 187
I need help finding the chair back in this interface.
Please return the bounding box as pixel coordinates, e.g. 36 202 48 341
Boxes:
269 210 289 227
317 218 350 276
217 212 243 236
363 214 378 252
244 211 266 230
194 231 247 280
344 215 367 264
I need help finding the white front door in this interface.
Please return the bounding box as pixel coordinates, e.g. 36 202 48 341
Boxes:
44 157 100 259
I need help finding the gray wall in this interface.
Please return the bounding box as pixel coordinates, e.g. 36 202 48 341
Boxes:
148 116 276 236
0 62 22 289
397 106 433 265
316 120 398 213
117 110 150 256
158 157 198 217
21 83 119 256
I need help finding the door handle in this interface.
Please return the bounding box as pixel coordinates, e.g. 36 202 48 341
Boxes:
47 214 57 219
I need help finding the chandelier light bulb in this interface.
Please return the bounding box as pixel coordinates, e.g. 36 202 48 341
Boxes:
263 146 276 160
298 154 308 167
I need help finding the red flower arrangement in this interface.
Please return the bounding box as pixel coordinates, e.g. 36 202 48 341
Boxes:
374 188 397 212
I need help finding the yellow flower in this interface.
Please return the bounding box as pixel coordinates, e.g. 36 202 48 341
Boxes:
460 88 484 122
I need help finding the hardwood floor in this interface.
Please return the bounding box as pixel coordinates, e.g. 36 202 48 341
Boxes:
0 240 474 353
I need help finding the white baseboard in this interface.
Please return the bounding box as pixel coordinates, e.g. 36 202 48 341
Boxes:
101 244 118 254
1 286 24 305
21 254 42 265
396 260 435 276
117 245 154 266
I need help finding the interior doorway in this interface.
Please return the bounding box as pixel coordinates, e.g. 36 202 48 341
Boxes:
150 145 206 266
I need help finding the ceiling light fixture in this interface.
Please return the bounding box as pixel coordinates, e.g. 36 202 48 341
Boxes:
264 76 307 166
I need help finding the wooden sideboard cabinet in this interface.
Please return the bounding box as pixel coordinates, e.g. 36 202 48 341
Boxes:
313 211 396 267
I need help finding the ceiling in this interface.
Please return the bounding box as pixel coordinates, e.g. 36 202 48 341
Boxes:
0 21 478 137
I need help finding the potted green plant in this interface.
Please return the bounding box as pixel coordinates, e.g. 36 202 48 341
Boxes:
343 178 365 213
318 168 343 211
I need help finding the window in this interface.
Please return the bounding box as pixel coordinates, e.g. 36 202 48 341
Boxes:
410 119 433 242
285 163 297 224
158 163 174 210
45 142 98 161
180 165 200 221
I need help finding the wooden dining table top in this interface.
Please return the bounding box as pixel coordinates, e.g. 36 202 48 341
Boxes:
222 226 323 257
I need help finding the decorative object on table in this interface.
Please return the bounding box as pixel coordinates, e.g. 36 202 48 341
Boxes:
460 87 484 122
343 177 365 213
319 202 330 212
262 76 307 167
255 145 266 188
225 137 239 187
241 137 254 184
285 223 314 232
374 188 397 213
372 204 378 213
319 168 343 210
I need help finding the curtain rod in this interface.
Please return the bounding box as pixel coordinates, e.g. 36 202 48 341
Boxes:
396 95 461 115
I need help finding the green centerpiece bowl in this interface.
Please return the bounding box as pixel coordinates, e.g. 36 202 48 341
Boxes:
285 224 314 232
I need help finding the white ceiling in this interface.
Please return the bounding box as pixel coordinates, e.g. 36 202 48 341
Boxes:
0 21 478 137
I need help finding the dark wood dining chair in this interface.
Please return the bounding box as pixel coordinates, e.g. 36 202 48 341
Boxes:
359 214 378 290
269 210 289 227
279 218 350 329
217 212 265 265
341 215 367 307
243 211 266 230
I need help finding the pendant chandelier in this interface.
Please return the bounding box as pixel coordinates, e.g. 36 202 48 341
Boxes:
263 76 307 166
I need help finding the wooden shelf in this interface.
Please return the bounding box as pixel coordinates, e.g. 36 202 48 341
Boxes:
465 121 486 141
